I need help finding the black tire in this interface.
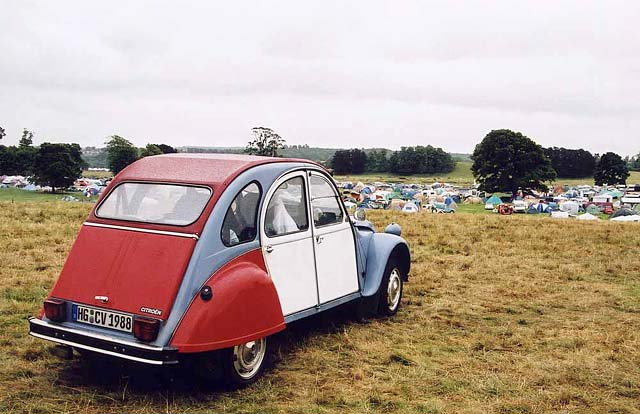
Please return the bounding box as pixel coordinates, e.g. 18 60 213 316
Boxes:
377 256 404 316
219 337 268 387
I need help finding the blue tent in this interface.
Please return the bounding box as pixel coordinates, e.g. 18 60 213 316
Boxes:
486 195 502 205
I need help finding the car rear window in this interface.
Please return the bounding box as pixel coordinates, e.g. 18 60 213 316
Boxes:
96 182 212 226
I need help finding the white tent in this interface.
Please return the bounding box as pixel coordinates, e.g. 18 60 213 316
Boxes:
559 201 579 216
610 215 640 222
577 213 600 221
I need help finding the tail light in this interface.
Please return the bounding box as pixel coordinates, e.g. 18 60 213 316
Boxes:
133 317 160 342
43 298 66 322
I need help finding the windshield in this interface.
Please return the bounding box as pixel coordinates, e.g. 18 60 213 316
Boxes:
96 182 212 226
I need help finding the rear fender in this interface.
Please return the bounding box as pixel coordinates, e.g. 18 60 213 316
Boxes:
169 249 285 353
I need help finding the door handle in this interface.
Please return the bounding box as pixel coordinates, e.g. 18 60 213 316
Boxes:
315 236 324 244
265 245 274 253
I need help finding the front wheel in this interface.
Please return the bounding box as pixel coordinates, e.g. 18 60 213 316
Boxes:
377 258 404 316
220 337 268 387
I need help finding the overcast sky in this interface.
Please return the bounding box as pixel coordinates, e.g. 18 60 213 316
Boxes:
1 1 639 155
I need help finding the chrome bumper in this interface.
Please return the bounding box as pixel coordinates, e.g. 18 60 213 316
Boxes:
28 317 178 365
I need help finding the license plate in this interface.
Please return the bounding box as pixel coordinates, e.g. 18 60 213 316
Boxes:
72 304 133 333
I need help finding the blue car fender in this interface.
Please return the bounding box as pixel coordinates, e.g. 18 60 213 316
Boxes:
361 233 411 298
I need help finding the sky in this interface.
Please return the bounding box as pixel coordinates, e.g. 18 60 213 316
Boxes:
1 1 639 156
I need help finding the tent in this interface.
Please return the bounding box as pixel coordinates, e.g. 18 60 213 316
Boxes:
551 211 569 219
586 204 601 215
485 194 502 210
611 208 636 219
560 201 579 215
402 202 420 213
610 215 640 222
577 213 600 221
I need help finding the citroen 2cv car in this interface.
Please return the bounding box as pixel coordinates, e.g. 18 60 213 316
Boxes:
29 154 410 385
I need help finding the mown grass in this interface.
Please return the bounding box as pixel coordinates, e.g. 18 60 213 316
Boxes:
1 202 639 413
0 188 99 203
336 162 640 187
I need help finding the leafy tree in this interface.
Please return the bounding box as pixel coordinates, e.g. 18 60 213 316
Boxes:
330 149 368 174
154 143 178 154
245 127 286 157
388 146 455 175
140 143 163 158
331 150 352 174
106 135 139 174
471 129 556 197
365 150 390 173
544 147 595 178
32 143 85 192
594 152 629 185
0 126 5 141
19 128 34 148
0 145 20 175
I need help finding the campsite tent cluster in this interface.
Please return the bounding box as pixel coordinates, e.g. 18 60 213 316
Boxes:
336 180 640 222
337 181 475 214
0 175 110 198
484 183 640 222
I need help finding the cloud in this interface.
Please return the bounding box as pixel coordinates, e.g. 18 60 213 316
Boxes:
0 0 638 155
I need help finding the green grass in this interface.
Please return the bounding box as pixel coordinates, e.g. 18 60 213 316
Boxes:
335 162 640 187
1 201 639 413
0 188 95 203
81 170 113 179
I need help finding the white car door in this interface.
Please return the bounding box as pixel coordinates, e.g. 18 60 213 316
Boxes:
308 172 359 304
261 172 318 316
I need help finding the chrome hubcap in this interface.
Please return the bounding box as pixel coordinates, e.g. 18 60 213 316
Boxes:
387 269 402 311
233 338 266 379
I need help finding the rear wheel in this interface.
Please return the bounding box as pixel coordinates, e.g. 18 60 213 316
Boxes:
377 257 404 316
220 337 268 387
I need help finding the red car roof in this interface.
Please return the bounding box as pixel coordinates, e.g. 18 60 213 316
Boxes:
114 153 316 187
88 153 322 235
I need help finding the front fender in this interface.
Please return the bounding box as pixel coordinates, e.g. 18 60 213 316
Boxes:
361 233 411 298
169 249 285 353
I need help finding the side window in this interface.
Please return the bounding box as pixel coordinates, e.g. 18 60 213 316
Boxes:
264 176 309 237
221 182 261 247
310 175 344 227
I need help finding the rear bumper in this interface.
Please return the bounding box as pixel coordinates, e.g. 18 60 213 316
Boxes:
28 317 178 365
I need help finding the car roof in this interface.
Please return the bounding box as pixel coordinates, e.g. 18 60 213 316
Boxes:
114 153 321 187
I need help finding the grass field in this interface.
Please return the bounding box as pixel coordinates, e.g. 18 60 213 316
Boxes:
0 188 96 203
336 162 640 187
1 202 639 413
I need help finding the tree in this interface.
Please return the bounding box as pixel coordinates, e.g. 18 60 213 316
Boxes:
330 149 368 174
388 146 455 175
32 143 85 192
543 147 595 178
471 129 556 197
594 152 629 185
0 126 5 141
245 127 286 157
0 145 19 175
365 150 390 173
154 143 178 154
106 135 139 174
140 143 163 158
19 128 34 148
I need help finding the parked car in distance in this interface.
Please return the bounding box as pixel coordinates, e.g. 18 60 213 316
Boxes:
29 154 411 386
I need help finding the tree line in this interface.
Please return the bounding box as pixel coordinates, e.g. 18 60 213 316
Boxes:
330 146 456 175
0 129 177 192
